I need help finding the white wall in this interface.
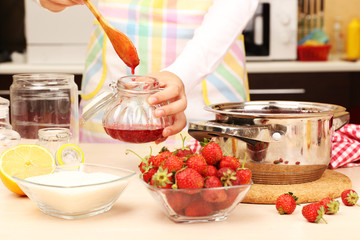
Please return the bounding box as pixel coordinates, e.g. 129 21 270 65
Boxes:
25 0 96 64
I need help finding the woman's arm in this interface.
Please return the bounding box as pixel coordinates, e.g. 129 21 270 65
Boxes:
149 0 259 139
163 0 259 95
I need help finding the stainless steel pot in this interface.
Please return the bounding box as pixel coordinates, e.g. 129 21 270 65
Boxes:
188 101 349 185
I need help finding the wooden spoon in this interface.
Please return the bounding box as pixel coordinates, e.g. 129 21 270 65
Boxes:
83 0 139 73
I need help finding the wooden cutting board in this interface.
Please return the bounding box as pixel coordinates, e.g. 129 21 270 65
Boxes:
242 169 352 204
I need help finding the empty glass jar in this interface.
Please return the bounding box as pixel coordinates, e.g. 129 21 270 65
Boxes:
37 127 72 157
82 75 172 143
10 73 79 143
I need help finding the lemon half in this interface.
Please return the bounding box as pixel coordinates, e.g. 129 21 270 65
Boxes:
0 144 56 195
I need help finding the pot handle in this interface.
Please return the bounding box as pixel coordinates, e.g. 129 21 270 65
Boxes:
333 111 350 131
188 121 284 145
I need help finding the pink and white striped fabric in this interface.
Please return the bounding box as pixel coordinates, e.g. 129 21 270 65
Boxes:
330 124 360 169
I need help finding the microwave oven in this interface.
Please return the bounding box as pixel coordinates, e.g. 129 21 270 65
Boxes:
244 0 298 61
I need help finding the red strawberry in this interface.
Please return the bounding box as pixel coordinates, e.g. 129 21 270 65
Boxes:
150 167 173 189
138 161 148 173
151 147 173 167
174 168 204 190
162 155 184 173
219 156 241 170
201 176 227 203
341 189 359 206
173 134 194 158
217 167 237 186
235 168 252 185
319 197 340 214
126 148 154 173
166 192 192 213
213 190 239 211
302 202 327 223
234 153 252 185
202 165 218 178
185 199 213 217
275 192 298 215
142 167 158 183
185 154 207 174
200 138 222 165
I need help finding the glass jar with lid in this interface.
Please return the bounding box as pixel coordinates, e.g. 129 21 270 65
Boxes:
10 73 79 143
82 75 172 143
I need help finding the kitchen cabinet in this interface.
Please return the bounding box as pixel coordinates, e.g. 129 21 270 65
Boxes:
247 61 360 124
248 71 360 124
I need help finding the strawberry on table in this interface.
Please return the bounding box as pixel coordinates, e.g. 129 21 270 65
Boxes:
341 189 359 206
200 138 223 165
275 192 298 215
319 197 340 214
302 202 327 224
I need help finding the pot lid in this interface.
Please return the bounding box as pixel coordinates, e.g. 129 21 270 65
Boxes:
205 101 347 118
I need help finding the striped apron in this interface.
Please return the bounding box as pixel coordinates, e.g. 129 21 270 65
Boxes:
80 0 249 143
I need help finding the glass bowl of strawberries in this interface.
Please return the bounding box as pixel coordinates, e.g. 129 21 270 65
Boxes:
140 176 252 223
131 137 253 223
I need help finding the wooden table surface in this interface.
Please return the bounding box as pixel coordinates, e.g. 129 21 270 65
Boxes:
0 143 359 240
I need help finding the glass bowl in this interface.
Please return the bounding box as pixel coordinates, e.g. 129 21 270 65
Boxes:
13 163 135 219
140 176 252 223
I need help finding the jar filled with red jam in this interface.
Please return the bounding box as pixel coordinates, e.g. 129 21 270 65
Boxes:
82 75 172 143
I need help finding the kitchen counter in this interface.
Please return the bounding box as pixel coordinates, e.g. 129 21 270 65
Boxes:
1 60 360 75
0 143 359 240
246 60 360 73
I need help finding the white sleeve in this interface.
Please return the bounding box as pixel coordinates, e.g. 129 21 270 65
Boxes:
163 0 259 94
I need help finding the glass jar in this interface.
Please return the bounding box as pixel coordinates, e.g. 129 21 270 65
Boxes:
0 97 10 124
0 128 21 155
10 73 79 143
82 75 172 143
37 128 72 158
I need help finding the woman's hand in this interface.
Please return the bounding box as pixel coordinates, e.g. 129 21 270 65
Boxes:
147 71 187 143
39 0 84 12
